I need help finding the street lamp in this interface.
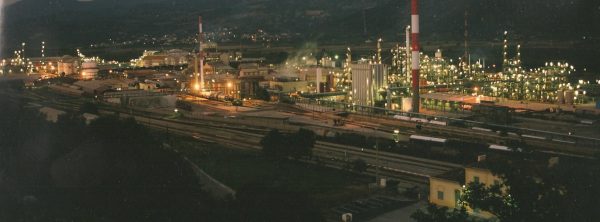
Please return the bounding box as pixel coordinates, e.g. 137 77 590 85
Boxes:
393 129 400 143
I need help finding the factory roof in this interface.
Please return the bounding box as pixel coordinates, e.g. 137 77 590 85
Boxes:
125 69 159 77
142 55 168 60
238 63 260 69
421 93 479 103
74 79 135 94
431 168 465 184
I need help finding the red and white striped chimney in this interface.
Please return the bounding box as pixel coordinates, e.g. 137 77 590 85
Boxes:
198 16 205 91
411 0 420 113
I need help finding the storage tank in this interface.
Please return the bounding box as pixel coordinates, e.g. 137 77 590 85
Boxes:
564 90 575 105
80 61 99 80
81 61 97 69
401 97 413 112
58 55 76 75
557 90 565 104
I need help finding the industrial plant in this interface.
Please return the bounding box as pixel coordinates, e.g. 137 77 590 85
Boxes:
1 0 599 221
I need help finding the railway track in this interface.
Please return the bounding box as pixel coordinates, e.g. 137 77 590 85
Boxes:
23 89 461 186
134 113 459 186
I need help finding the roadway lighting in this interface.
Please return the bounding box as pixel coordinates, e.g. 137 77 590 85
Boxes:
393 130 400 143
174 109 179 113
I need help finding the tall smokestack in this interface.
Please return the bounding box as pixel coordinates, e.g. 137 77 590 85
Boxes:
198 16 205 92
411 0 420 113
464 8 470 76
405 26 411 83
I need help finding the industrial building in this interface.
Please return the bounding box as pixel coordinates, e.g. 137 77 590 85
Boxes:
429 158 501 220
134 49 190 67
57 55 78 75
80 60 99 80
350 63 387 107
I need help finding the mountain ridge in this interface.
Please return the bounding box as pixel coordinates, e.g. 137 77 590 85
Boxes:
2 0 599 53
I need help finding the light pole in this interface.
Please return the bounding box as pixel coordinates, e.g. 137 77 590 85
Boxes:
375 131 381 185
393 129 400 143
373 127 380 186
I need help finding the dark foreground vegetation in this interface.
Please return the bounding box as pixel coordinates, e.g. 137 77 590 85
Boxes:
411 151 600 222
0 80 369 221
0 85 219 221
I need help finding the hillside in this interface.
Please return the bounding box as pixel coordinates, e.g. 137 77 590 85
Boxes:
2 0 599 53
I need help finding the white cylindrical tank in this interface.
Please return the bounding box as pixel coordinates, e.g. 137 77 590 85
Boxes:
401 97 413 112
81 61 97 69
565 90 575 105
557 90 565 104
81 61 99 80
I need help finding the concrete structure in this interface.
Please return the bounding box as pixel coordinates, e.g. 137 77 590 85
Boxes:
80 61 99 80
103 90 177 108
207 62 237 75
137 49 189 67
351 63 388 107
124 69 159 79
205 75 241 99
198 16 206 92
39 107 66 123
139 81 160 91
239 63 269 78
57 55 78 75
429 160 501 219
74 79 135 95
465 166 501 186
429 170 463 209
316 67 322 93
82 113 99 125
268 80 309 93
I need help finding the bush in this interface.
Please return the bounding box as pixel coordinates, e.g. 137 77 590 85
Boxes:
352 159 368 173
79 102 99 114
260 129 316 160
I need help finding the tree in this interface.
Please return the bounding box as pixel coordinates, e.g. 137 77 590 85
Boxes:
260 129 287 160
261 129 316 160
461 182 517 221
352 158 368 173
411 204 472 222
289 128 316 160
460 156 600 222
79 102 99 114
254 87 271 101
0 96 221 222
235 183 324 222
